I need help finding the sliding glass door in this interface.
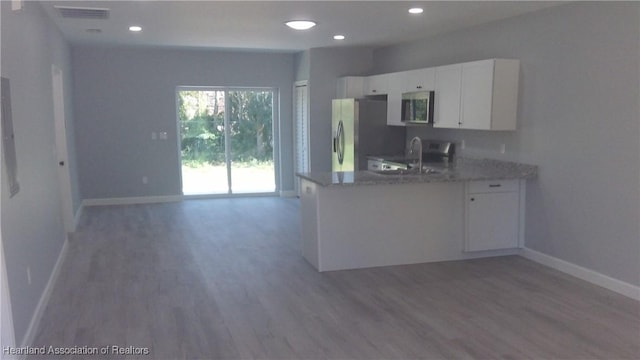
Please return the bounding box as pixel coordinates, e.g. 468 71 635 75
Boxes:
178 88 276 195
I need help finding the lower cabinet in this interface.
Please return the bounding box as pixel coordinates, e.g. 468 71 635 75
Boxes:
465 179 523 251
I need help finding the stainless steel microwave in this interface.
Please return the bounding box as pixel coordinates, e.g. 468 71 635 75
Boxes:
401 90 434 124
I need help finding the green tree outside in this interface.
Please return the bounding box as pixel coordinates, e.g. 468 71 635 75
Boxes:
178 90 273 168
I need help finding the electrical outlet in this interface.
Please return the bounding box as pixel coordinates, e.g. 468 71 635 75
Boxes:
500 143 506 154
159 132 168 140
142 176 148 185
461 140 465 150
151 132 157 140
27 266 31 285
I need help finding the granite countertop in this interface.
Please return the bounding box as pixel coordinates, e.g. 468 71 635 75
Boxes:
297 157 537 187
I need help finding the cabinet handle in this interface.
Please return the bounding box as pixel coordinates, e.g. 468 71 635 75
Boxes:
489 184 501 188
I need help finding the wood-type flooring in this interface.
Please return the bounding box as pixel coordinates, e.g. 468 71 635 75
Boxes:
32 198 640 359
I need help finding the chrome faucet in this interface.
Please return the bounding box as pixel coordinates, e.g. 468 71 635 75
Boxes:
409 136 422 173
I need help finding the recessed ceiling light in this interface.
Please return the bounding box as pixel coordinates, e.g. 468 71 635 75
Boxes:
408 7 424 14
285 20 316 30
129 25 142 32
333 35 346 40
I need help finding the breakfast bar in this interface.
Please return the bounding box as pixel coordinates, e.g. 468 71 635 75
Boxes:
297 157 537 271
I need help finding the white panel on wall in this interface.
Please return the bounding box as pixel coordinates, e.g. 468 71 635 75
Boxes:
1 78 20 198
294 82 309 196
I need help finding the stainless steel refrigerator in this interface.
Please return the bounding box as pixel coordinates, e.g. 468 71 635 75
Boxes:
332 98 405 172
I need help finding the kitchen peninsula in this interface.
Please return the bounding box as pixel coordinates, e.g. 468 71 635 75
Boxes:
297 157 537 271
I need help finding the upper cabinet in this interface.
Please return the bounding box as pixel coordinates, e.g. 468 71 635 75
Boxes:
365 73 406 126
434 64 463 129
435 59 520 130
365 74 390 95
385 74 404 126
336 59 519 130
336 76 365 99
402 68 435 93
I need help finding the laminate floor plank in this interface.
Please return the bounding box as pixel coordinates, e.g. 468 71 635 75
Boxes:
31 198 640 359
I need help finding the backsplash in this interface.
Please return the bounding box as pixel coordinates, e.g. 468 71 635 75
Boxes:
405 125 521 162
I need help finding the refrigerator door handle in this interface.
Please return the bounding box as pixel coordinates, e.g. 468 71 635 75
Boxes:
333 137 337 153
337 120 345 165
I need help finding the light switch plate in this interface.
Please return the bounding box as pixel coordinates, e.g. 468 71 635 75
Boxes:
12 0 23 11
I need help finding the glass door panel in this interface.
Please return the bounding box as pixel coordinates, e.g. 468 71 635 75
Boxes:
178 90 229 195
228 90 275 193
178 88 276 195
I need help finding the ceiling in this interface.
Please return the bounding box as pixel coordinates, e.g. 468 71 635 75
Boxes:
41 1 562 52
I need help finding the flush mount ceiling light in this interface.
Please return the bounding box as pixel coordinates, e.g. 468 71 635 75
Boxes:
333 35 346 40
408 7 424 14
285 20 317 30
129 25 142 32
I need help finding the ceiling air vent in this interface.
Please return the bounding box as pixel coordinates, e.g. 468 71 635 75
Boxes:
55 6 110 20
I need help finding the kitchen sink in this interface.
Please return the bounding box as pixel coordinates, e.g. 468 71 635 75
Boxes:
370 167 446 176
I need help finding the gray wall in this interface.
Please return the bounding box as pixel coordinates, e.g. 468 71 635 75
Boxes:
307 47 374 172
1 1 76 343
372 3 640 286
72 46 295 199
294 50 310 82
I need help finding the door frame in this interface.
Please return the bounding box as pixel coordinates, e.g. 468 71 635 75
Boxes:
175 86 279 197
0 92 16 356
0 231 15 359
293 80 309 196
52 65 75 233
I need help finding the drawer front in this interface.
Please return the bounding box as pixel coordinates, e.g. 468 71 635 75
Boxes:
468 179 519 193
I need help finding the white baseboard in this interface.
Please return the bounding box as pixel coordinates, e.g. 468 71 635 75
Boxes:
521 247 640 301
279 190 297 198
83 195 182 207
20 238 69 347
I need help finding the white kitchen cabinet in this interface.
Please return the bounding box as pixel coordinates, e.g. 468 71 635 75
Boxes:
385 74 404 126
460 59 519 130
337 76 365 98
402 68 436 93
434 64 462 128
435 59 519 130
365 74 390 95
465 179 522 252
338 58 518 129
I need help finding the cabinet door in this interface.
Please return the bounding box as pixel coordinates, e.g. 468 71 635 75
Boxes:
337 76 364 98
386 74 405 126
403 68 435 92
466 191 519 251
434 64 462 128
365 74 389 95
460 60 494 130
